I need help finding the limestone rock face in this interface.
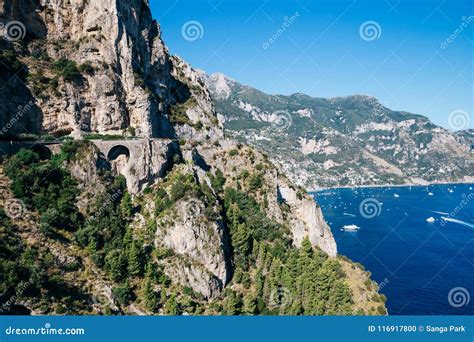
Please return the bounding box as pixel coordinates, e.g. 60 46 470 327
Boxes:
278 181 337 257
155 197 230 298
0 0 217 139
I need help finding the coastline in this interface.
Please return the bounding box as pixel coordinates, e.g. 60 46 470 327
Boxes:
308 180 474 193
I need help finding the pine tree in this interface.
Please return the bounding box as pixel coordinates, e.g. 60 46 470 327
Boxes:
165 293 179 315
224 291 239 315
142 278 158 312
232 223 250 267
286 249 300 279
255 268 264 297
105 249 125 281
327 280 352 315
299 236 313 259
281 268 293 294
120 192 133 217
229 204 241 229
243 292 257 314
233 267 243 283
241 272 251 289
257 242 266 267
122 227 133 248
288 298 303 315
127 241 142 276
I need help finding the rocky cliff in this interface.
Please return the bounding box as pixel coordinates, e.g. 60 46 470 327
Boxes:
0 0 219 140
0 0 385 315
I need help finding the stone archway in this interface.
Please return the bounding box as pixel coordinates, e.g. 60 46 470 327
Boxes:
31 144 52 160
107 145 130 161
107 145 130 176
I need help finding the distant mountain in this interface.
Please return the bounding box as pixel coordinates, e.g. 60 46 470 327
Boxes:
204 73 474 189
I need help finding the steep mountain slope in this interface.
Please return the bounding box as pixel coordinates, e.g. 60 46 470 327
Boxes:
456 129 474 150
0 0 385 315
205 73 474 189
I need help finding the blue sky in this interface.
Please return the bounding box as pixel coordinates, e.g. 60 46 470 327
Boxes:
151 0 473 130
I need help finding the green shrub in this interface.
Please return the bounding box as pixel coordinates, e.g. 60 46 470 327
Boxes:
52 58 80 81
112 282 134 306
248 173 263 191
78 61 94 75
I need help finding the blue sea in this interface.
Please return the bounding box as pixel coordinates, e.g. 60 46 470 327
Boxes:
313 184 474 315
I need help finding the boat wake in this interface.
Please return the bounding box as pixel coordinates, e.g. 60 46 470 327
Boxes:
432 210 449 215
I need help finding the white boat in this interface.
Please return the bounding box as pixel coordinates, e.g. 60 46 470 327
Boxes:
426 217 435 223
394 193 400 198
428 192 434 196
342 224 360 231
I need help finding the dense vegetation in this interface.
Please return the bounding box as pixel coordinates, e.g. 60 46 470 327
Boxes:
0 209 88 314
220 187 352 315
0 145 378 315
5 147 83 236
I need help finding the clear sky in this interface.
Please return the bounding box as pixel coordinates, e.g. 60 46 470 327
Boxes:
151 0 473 130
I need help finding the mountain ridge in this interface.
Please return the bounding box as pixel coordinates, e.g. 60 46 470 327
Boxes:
204 72 473 189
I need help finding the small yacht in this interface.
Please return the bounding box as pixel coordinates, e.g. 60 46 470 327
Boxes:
342 224 361 231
